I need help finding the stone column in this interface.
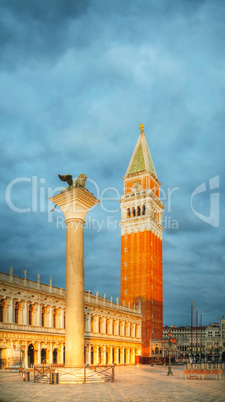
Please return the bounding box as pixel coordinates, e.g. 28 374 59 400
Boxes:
107 318 113 335
23 301 28 325
26 304 30 326
85 313 91 333
126 348 130 364
126 322 130 337
34 304 40 327
24 342 28 369
60 344 64 364
93 315 99 333
120 347 124 364
59 308 64 329
131 323 135 337
102 346 106 365
49 186 99 367
99 317 104 334
34 343 41 365
108 347 113 365
137 324 141 338
131 348 135 364
48 306 53 328
116 347 119 364
87 314 91 333
120 321 125 336
94 345 99 365
7 298 13 323
86 344 91 365
49 343 53 364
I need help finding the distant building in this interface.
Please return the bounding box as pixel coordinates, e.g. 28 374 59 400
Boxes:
150 323 225 362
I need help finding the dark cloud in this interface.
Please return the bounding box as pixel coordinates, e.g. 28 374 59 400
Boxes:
2 0 89 23
0 0 90 69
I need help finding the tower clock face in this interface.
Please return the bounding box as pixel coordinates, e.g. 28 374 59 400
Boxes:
131 181 142 192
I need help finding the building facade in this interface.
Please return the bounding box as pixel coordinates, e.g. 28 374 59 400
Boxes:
120 124 164 357
150 323 225 363
0 270 142 369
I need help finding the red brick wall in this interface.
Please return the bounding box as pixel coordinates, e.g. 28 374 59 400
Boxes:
121 231 163 357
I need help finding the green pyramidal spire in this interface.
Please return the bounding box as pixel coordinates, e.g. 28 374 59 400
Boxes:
125 124 157 178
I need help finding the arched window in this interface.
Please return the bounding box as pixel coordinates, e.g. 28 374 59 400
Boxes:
132 207 136 217
28 344 34 367
53 348 58 364
137 206 141 216
127 208 131 218
142 205 146 215
41 349 46 364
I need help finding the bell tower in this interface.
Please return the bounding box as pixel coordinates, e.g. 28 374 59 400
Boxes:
120 124 164 357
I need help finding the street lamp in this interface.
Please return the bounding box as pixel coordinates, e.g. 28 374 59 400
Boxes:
162 332 177 376
214 344 222 363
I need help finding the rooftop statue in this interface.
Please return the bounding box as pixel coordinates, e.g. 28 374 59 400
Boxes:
50 173 88 212
58 173 87 192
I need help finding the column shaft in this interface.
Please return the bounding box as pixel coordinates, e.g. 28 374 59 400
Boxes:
65 218 84 367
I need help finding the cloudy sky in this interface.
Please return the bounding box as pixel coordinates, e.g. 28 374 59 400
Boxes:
1 0 224 327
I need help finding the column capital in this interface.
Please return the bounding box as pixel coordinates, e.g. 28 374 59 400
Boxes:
49 187 100 221
5 297 12 307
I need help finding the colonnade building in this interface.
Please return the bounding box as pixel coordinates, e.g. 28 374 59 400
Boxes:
0 269 142 369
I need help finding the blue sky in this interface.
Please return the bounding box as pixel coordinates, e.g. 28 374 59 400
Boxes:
0 0 224 326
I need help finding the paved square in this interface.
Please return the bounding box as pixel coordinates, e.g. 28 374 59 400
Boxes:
0 366 224 402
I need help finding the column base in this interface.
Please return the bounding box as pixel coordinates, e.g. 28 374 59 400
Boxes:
55 367 108 384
